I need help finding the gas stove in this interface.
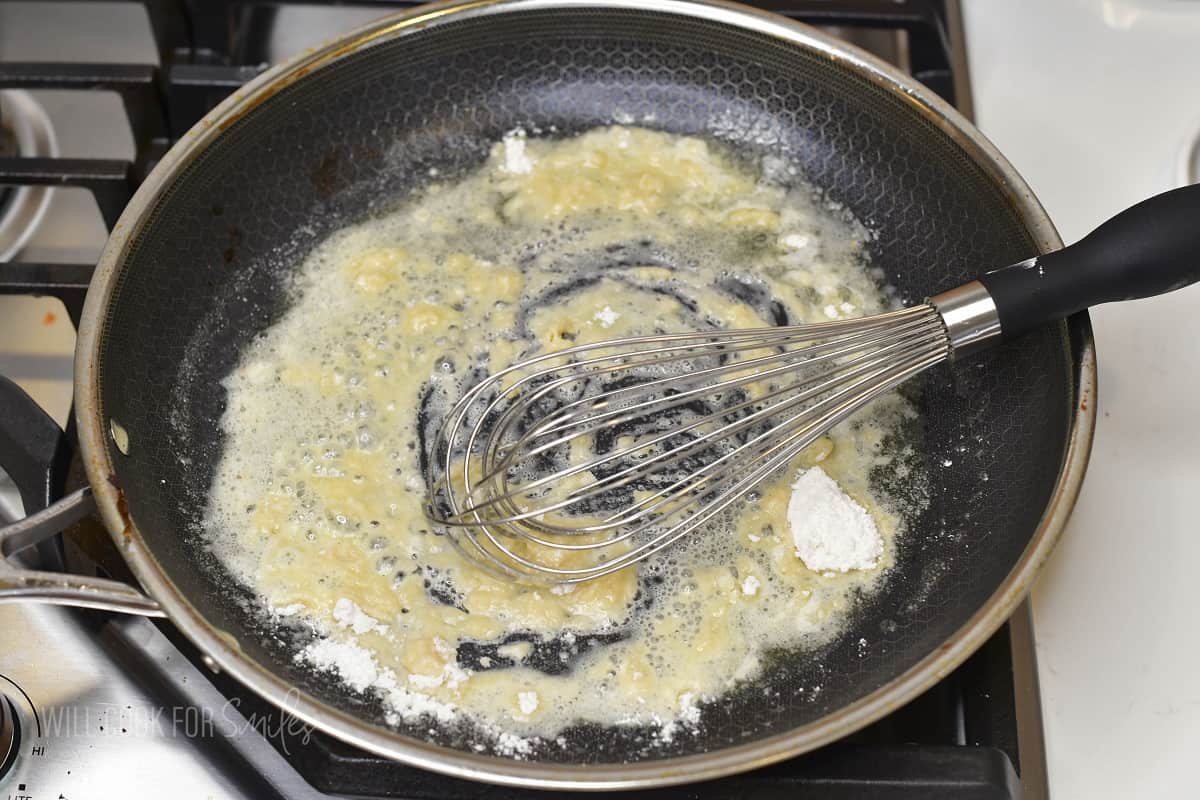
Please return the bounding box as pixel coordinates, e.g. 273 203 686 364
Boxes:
0 3 1046 798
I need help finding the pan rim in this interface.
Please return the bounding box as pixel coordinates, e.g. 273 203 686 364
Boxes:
74 0 1096 789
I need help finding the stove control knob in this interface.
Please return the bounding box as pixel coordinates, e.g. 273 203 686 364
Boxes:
0 694 18 780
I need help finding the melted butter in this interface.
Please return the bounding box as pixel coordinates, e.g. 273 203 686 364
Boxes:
203 126 922 743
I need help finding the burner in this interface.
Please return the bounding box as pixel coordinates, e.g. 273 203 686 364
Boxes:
0 90 57 261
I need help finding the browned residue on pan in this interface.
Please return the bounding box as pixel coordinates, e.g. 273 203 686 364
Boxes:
223 225 244 264
311 149 344 198
107 473 133 535
312 144 382 199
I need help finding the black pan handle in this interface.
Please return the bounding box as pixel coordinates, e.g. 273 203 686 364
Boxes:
979 183 1200 340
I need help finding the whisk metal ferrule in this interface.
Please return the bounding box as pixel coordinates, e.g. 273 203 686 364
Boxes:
930 280 1002 357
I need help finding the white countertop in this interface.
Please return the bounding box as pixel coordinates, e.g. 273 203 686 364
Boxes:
964 1 1200 796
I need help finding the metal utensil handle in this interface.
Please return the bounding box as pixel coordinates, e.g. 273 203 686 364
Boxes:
0 487 164 616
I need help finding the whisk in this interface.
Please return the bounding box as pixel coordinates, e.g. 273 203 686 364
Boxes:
427 184 1200 582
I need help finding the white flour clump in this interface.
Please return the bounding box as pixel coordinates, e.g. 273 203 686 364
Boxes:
788 467 882 572
654 693 704 744
593 305 620 327
332 597 388 635
298 633 541 757
299 636 455 722
495 732 533 757
517 691 539 716
302 637 381 692
499 130 533 174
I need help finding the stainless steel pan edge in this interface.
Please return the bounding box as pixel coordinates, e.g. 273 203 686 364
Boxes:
70 0 1096 789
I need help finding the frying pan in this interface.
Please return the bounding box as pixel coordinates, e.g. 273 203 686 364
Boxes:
0 0 1095 789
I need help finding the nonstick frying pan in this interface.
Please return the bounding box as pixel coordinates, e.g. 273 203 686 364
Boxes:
0 0 1096 789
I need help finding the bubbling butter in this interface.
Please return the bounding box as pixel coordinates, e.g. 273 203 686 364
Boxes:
202 126 923 751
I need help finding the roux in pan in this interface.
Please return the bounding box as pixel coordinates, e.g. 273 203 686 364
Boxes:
203 127 925 751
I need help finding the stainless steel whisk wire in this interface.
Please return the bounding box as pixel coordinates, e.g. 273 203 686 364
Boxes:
427 178 1200 582
429 304 952 582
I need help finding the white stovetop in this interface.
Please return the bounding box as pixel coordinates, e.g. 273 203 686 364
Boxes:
964 0 1200 797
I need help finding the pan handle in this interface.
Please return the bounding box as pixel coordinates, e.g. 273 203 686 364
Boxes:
0 487 164 616
0 374 163 617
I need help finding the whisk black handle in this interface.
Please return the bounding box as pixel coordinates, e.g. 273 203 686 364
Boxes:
979 182 1200 340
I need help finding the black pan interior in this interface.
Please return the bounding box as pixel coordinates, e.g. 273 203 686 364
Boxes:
97 6 1074 763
